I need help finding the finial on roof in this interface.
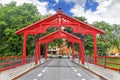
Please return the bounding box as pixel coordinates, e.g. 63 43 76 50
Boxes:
59 7 61 10
58 7 62 13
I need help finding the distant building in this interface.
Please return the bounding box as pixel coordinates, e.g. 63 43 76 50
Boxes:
48 42 79 56
48 45 59 56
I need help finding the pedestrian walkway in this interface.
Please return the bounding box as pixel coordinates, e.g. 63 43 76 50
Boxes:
0 58 46 80
73 58 120 80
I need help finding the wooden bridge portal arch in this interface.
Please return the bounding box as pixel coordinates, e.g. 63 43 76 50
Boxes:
35 30 83 64
15 8 105 65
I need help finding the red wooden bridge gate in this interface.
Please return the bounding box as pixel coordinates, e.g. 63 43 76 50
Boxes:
16 8 105 65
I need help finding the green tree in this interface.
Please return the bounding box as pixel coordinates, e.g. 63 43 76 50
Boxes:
75 16 88 23
110 24 120 51
0 2 43 57
84 35 94 56
92 21 120 55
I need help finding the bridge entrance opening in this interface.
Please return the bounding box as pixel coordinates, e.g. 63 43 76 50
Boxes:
36 30 83 64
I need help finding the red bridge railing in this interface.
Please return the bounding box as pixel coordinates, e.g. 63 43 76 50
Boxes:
97 56 120 71
84 56 120 71
0 56 34 72
84 56 94 64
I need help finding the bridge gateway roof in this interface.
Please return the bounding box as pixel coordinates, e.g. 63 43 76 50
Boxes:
38 30 81 43
15 8 105 35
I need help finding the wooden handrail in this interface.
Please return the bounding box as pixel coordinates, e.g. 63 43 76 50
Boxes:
0 56 22 60
0 60 22 66
98 56 120 59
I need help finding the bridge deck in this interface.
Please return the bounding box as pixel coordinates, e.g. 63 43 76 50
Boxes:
17 59 100 80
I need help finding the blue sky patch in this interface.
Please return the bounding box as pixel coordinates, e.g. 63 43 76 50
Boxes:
39 0 99 16
84 0 99 12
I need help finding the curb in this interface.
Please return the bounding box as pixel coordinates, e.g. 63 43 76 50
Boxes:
72 61 108 80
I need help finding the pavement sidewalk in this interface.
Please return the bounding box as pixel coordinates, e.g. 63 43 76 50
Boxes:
0 58 46 80
73 58 120 80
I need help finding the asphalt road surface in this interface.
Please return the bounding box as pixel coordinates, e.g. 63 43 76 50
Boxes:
17 59 101 80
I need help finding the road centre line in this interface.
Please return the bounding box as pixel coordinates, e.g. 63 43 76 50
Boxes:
81 79 86 80
38 60 53 77
37 73 42 77
72 67 75 69
65 59 82 77
38 60 54 77
64 59 77 71
77 73 82 77
48 60 54 66
42 69 46 72
65 59 72 66
45 67 48 69
74 69 77 72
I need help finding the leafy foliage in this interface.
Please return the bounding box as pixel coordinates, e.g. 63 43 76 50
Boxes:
0 2 42 57
75 16 87 23
84 35 94 56
93 21 120 55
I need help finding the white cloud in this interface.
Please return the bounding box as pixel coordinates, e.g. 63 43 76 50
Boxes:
70 0 120 25
0 0 56 15
55 0 59 4
48 9 56 15
53 0 59 6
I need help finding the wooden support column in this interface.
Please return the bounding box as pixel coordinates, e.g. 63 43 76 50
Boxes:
38 43 41 60
23 34 27 64
72 43 74 60
80 42 84 64
35 41 39 64
79 43 81 61
94 34 97 64
58 15 61 30
45 43 48 60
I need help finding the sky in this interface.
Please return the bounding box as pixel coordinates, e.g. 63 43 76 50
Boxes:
0 0 120 25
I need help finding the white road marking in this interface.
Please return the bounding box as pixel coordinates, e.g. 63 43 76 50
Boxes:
65 59 72 66
65 59 82 77
45 67 48 69
72 67 74 69
77 73 82 77
37 73 42 77
33 79 38 80
65 59 75 70
81 79 86 80
42 69 46 72
74 69 77 72
48 60 54 66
